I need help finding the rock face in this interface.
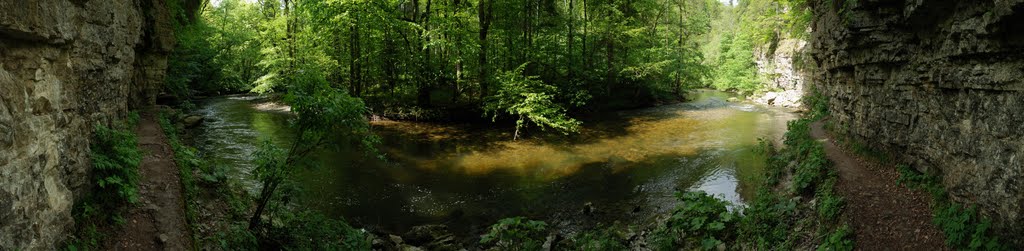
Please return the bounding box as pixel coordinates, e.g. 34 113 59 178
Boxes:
753 38 808 108
0 0 173 249
809 0 1024 244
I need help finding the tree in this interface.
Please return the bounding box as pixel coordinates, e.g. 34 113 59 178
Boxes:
248 69 374 230
484 63 581 140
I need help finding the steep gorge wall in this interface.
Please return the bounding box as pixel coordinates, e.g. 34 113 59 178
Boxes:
0 0 173 249
753 38 808 108
810 0 1024 243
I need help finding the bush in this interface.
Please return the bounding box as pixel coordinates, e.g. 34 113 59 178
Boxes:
480 217 549 250
740 190 799 249
218 224 258 250
573 226 629 251
818 225 854 251
816 178 844 221
66 115 143 250
896 165 1006 250
650 191 740 250
90 124 144 206
266 211 371 251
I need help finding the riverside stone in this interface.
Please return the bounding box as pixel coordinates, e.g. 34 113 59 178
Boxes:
809 0 1024 246
0 0 173 250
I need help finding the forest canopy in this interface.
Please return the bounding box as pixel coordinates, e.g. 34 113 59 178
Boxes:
168 0 810 132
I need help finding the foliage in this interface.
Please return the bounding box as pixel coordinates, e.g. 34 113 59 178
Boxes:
89 123 143 207
184 0 720 121
247 26 379 245
480 217 549 250
818 225 854 251
572 226 629 251
265 211 371 251
777 118 833 194
65 114 143 250
484 63 582 139
896 165 1006 250
218 224 258 250
816 178 844 221
711 32 759 94
739 190 800 249
805 87 830 120
650 191 740 250
166 17 224 99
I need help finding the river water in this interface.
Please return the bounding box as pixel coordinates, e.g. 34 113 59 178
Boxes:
190 90 796 236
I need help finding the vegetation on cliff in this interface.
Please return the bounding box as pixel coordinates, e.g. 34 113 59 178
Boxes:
897 165 1005 250
65 114 142 250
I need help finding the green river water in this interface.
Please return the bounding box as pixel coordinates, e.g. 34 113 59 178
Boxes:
191 90 796 236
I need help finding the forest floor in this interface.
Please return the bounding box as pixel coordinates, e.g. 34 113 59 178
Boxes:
107 110 193 250
810 121 948 250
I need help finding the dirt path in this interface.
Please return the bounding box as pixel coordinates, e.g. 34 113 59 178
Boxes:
108 110 193 250
810 121 947 250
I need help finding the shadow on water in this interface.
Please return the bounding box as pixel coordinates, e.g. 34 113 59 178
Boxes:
190 90 796 239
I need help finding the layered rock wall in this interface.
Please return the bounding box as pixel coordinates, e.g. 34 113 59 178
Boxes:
0 0 173 249
810 0 1024 244
753 38 808 108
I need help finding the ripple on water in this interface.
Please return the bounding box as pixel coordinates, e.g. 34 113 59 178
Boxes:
191 90 796 235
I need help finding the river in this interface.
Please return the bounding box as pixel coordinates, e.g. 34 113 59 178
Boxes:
190 90 796 237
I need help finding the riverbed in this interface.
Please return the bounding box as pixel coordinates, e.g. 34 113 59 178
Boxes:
190 90 796 237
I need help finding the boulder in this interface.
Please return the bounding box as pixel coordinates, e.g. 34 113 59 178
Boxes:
403 224 459 250
181 115 204 128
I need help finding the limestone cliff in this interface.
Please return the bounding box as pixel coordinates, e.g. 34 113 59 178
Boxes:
0 0 173 249
810 0 1024 244
753 38 808 108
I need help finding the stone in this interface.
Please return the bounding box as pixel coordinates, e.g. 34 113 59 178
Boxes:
403 224 452 246
542 233 562 251
182 115 204 128
389 234 405 245
809 0 1024 246
582 202 596 215
0 0 175 250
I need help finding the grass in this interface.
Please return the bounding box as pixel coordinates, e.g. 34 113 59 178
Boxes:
65 112 143 251
896 165 1006 250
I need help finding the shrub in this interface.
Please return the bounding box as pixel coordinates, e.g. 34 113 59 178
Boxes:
66 115 143 250
740 190 799 249
480 217 549 250
816 178 844 221
266 211 371 251
896 165 1005 250
90 124 143 206
818 225 854 251
650 191 740 250
573 226 629 251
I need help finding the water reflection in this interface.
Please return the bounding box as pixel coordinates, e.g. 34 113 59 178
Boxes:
191 90 796 236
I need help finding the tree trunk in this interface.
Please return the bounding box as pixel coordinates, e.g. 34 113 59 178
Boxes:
350 20 362 97
675 1 685 97
478 0 492 100
418 0 434 107
567 0 576 78
248 178 279 230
